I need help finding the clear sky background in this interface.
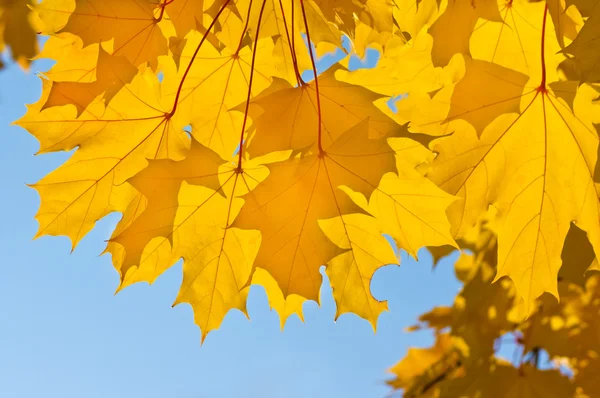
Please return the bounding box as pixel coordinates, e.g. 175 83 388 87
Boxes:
0 42 462 398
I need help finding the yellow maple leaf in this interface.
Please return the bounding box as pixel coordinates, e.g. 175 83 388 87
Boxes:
426 5 600 313
109 140 273 340
172 174 263 342
242 68 400 157
17 66 191 247
233 121 396 319
235 119 454 325
34 0 168 69
564 4 600 83
366 169 457 258
0 0 38 70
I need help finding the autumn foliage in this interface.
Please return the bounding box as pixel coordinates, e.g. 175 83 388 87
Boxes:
0 0 37 69
5 0 600 394
387 217 600 397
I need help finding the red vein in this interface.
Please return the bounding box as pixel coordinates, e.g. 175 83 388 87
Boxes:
168 0 232 116
539 4 548 91
236 0 268 171
277 0 302 85
291 0 298 81
155 0 176 22
299 0 323 153
235 0 256 53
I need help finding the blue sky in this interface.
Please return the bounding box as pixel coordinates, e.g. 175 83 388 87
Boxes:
0 44 462 398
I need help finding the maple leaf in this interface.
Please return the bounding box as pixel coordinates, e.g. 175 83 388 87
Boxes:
241 67 400 157
232 120 399 323
564 4 600 83
424 5 600 313
0 0 38 70
107 140 270 341
430 79 600 311
172 176 264 342
34 0 168 69
17 66 192 247
367 168 457 258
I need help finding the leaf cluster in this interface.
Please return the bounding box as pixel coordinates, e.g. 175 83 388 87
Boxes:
387 217 600 397
14 0 600 343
